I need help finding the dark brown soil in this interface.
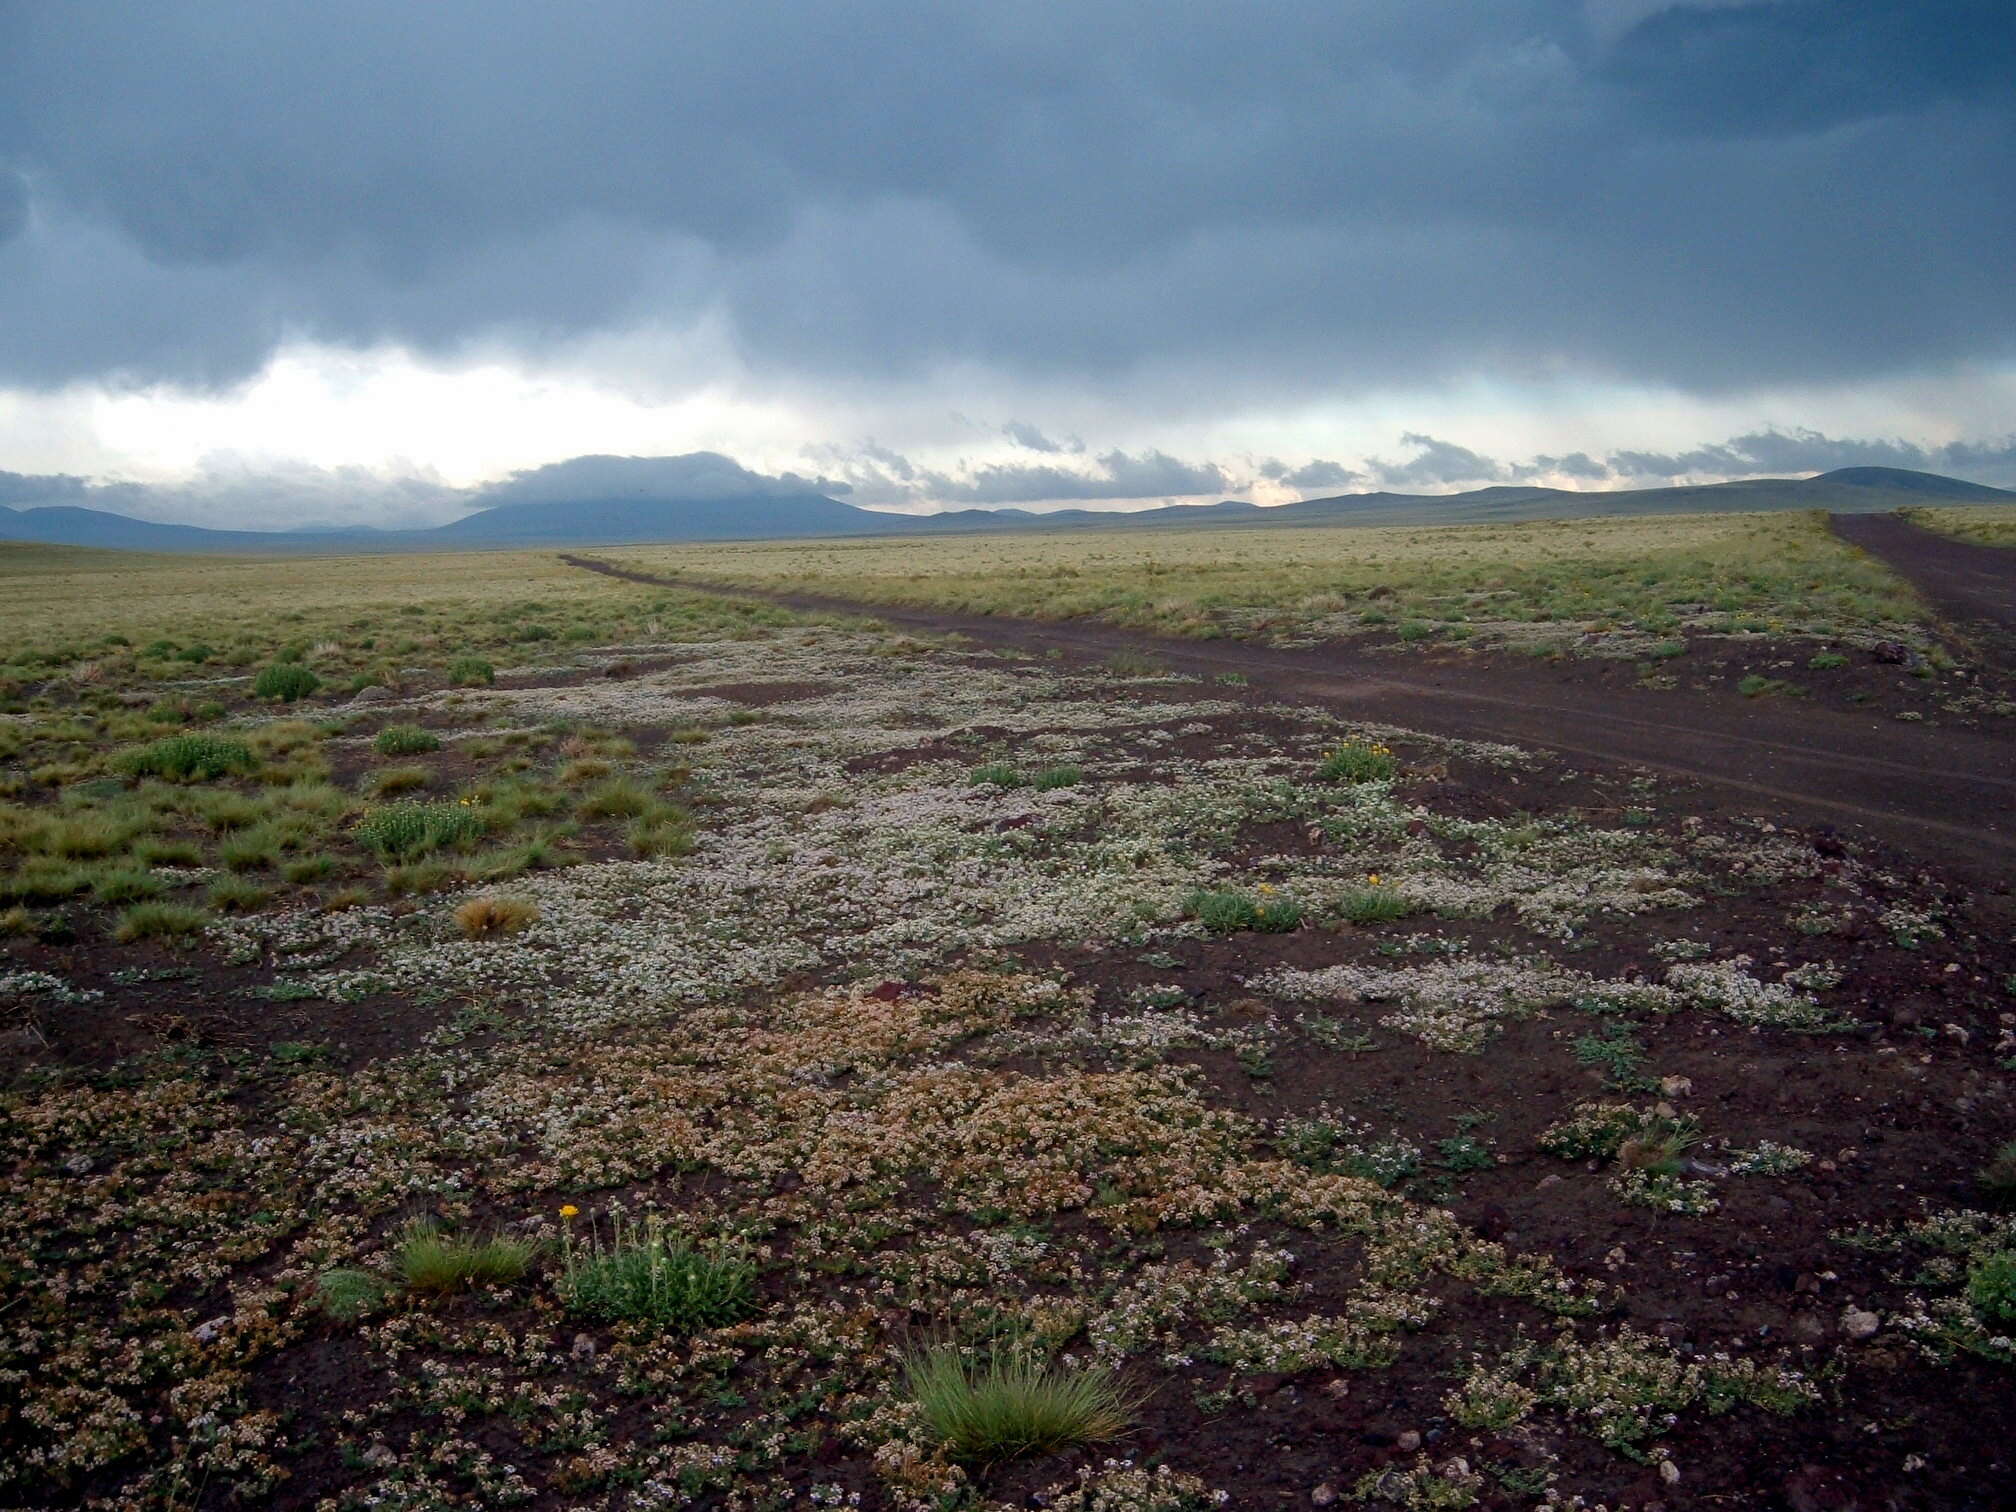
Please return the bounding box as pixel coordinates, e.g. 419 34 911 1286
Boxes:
561 555 2016 883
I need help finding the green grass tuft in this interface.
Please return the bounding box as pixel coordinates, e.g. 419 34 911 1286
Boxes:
253 663 322 702
560 1216 755 1332
905 1345 1135 1463
118 733 256 782
395 1223 535 1295
373 724 440 755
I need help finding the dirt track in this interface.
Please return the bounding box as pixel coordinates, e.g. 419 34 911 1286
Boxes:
562 554 2016 881
1832 510 2016 673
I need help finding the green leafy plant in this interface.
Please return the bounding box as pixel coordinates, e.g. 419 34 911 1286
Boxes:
1967 1250 2016 1325
354 800 484 860
1186 887 1302 933
559 1214 755 1332
118 733 256 781
971 763 1024 788
373 724 440 755
1339 884 1411 925
253 663 322 702
1031 765 1083 790
905 1344 1136 1463
1319 740 1396 783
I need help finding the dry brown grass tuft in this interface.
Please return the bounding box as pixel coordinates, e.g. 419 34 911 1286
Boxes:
454 894 540 938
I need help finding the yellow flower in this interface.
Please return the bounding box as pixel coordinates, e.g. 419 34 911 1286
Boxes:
1257 883 1276 895
1367 873 1382 885
559 1204 579 1219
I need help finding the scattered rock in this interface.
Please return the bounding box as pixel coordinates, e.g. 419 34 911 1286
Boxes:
1659 1459 1682 1486
570 1332 597 1360
1841 1307 1881 1340
62 1153 93 1176
1310 1484 1339 1507
1535 1173 1564 1191
1396 1430 1422 1452
192 1316 228 1344
1783 1462 1864 1512
1659 1075 1693 1098
348 685 395 705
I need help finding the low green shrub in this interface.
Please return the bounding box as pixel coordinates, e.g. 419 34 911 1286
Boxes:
1319 740 1396 783
1031 765 1083 790
1338 885 1411 925
315 1268 392 1322
118 733 256 782
253 663 322 702
373 724 440 756
1967 1250 2016 1325
448 657 495 687
971 763 1024 788
354 800 484 860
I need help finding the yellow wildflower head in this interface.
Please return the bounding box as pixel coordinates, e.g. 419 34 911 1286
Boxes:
559 1204 579 1219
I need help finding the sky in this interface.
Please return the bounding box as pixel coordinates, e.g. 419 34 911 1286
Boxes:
0 0 2012 528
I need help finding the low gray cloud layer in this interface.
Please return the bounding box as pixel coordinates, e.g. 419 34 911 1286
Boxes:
0 1 2008 400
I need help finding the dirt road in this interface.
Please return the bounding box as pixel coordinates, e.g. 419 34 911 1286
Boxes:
563 554 2016 880
1832 510 2016 673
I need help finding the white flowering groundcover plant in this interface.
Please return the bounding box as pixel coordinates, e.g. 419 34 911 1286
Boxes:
2 579 2014 1511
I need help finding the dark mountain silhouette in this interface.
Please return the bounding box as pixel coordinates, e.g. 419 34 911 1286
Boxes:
2 462 2009 553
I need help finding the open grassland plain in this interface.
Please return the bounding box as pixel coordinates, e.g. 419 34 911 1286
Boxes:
615 510 2016 725
3 544 2016 1510
1901 504 2016 549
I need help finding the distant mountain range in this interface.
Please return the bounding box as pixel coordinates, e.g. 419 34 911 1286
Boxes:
1 464 2009 554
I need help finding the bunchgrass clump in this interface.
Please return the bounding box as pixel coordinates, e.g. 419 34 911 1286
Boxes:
628 814 696 858
1187 887 1303 934
559 1215 755 1332
1319 740 1396 783
1032 764 1083 790
395 1223 535 1295
113 900 209 943
91 868 166 905
971 763 1024 788
1338 884 1411 925
118 733 256 782
905 1345 1136 1463
448 657 495 687
354 800 484 860
367 764 431 797
453 894 540 938
373 724 440 756
315 1268 392 1322
207 875 271 913
253 663 322 702
577 777 654 819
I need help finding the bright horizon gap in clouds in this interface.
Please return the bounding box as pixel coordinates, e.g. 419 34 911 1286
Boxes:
4 342 2016 531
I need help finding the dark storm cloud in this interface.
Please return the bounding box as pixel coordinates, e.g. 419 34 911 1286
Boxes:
1370 434 1505 488
1606 428 2016 487
1002 422 1078 454
0 0 2009 394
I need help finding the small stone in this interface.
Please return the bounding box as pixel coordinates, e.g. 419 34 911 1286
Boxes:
1841 1307 1881 1340
570 1332 597 1359
1396 1430 1422 1452
1311 1484 1339 1507
1535 1173 1564 1191
1659 1460 1682 1486
1659 1075 1693 1098
192 1317 228 1344
62 1153 93 1176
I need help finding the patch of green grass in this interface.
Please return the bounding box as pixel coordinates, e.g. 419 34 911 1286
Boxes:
1186 887 1303 933
1573 1026 1654 1092
1807 651 1848 670
1031 765 1083 790
253 663 322 702
448 656 495 687
560 1217 755 1332
628 814 696 858
314 1268 392 1322
905 1345 1135 1463
113 900 209 943
207 875 271 912
576 777 655 819
396 1223 536 1295
1338 885 1412 925
971 763 1024 788
1319 741 1396 783
372 724 440 756
91 868 167 905
117 733 256 782
366 764 431 797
